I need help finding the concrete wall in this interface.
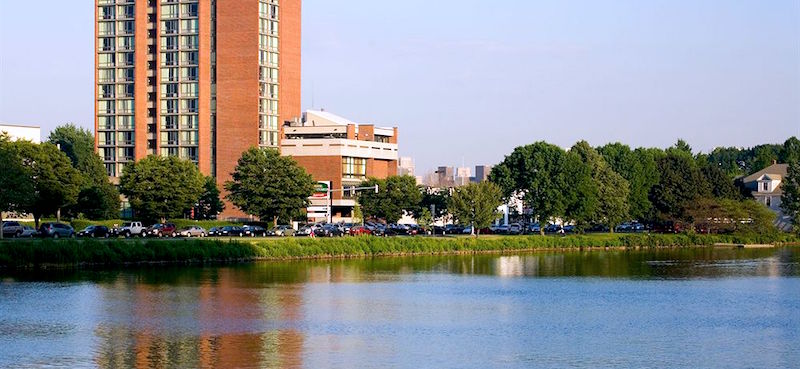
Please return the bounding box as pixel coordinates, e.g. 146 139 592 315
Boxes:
0 124 40 143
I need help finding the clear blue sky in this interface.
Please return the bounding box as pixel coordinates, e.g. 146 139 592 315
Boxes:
1 0 798 173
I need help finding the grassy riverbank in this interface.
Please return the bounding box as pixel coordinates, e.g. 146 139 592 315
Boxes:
0 233 797 269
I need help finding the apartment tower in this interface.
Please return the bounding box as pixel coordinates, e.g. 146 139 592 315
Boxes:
95 0 301 217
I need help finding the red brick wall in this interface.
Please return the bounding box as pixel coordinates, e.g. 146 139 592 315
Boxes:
133 0 150 161
197 0 212 175
216 0 260 219
279 0 302 128
292 156 344 199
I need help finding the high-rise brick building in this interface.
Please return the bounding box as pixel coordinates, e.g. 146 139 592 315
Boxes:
95 0 301 218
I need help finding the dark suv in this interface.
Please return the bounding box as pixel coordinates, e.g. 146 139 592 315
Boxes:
2 221 25 238
39 223 75 238
77 225 110 238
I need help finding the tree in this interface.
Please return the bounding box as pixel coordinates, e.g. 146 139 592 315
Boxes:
598 144 663 222
196 176 225 220
358 176 422 223
48 124 119 219
416 188 450 222
700 164 740 200
781 154 800 233
649 153 710 222
0 134 34 238
490 142 570 234
415 208 433 231
448 182 502 236
120 155 205 223
780 137 800 164
667 139 694 158
76 185 119 220
225 147 316 225
564 142 601 230
687 198 777 235
13 141 83 227
352 204 364 225
570 141 630 232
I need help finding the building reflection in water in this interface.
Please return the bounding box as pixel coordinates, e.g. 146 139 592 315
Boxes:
92 268 304 369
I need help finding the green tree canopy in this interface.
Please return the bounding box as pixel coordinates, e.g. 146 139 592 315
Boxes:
120 155 205 223
564 142 600 230
649 153 710 222
358 176 422 223
48 124 119 219
570 141 630 232
0 134 34 238
490 142 570 231
700 164 740 200
415 188 451 221
687 198 777 235
13 141 83 227
598 144 662 222
448 181 502 235
781 155 800 233
196 176 225 220
224 147 316 224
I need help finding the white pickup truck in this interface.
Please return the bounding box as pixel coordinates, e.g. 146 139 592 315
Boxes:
114 222 145 238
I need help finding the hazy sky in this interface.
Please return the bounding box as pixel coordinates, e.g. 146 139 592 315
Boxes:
1 0 798 173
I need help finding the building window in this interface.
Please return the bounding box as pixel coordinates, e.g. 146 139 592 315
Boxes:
766 197 772 207
762 182 769 192
343 157 367 180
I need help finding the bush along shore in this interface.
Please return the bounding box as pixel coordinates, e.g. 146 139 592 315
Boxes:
1 233 798 269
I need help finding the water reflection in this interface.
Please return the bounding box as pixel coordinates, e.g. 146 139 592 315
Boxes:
87 268 305 369
0 247 797 369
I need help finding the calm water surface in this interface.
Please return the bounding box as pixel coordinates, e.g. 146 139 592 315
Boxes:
1 247 799 369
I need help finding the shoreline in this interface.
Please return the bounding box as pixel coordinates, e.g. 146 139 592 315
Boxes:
1 234 797 270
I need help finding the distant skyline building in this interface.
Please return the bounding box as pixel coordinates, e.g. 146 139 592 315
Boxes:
455 166 471 186
436 166 455 188
398 156 415 177
95 0 302 218
473 165 492 183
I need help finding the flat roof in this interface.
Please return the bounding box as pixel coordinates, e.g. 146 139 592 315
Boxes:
0 123 41 129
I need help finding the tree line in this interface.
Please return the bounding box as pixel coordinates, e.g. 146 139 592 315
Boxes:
3 123 798 236
356 138 800 235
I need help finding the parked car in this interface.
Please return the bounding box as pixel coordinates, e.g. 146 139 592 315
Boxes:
268 225 295 237
77 225 110 238
315 224 344 237
563 225 576 234
444 224 463 235
339 223 356 234
388 223 411 235
528 223 542 234
407 224 424 235
207 227 220 237
508 223 524 235
39 222 75 238
242 225 267 237
369 224 388 237
544 224 563 234
218 226 245 237
178 226 207 238
20 226 38 238
146 223 177 238
1 221 25 238
349 226 372 236
113 222 146 238
295 225 314 237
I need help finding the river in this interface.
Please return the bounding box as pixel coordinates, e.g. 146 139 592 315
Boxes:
1 247 798 368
